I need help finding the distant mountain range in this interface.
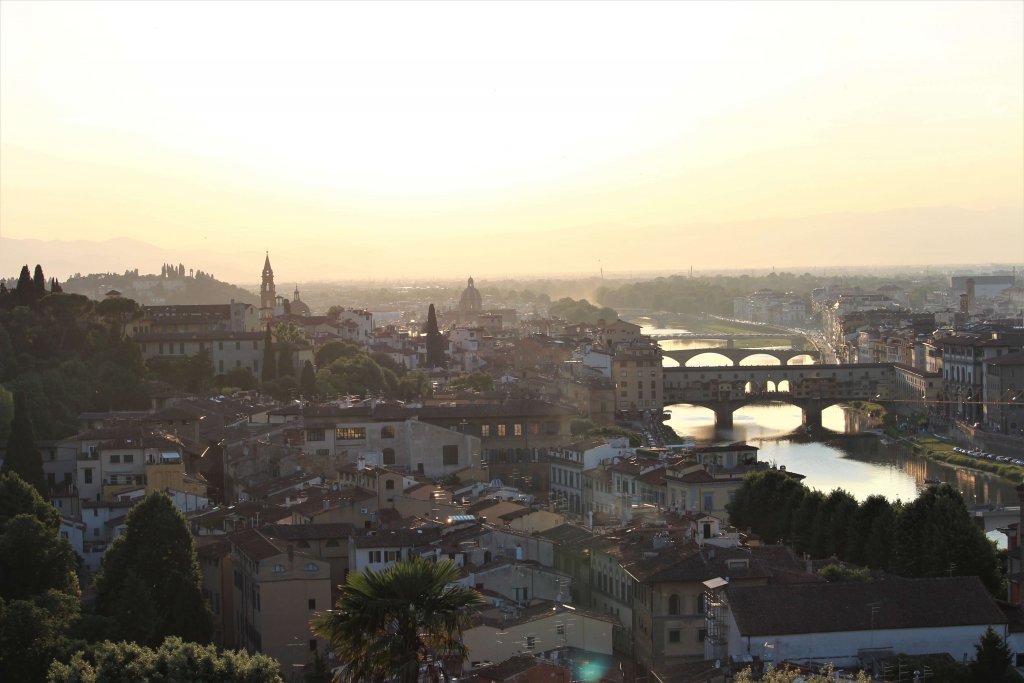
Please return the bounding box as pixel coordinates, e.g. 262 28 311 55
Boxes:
2 205 1021 283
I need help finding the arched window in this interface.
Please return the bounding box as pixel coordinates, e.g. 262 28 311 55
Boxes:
383 448 396 465
668 594 680 615
381 426 395 439
304 562 318 573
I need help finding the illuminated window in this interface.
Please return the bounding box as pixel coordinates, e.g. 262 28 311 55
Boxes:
497 424 506 437
335 427 367 441
513 423 522 436
481 425 490 437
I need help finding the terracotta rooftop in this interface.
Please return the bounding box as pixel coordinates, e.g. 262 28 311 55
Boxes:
726 576 1006 636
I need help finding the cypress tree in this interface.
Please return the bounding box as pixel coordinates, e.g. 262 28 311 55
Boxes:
15 265 32 305
424 304 447 368
300 360 316 398
277 346 294 377
1 392 47 495
261 325 276 382
32 265 46 298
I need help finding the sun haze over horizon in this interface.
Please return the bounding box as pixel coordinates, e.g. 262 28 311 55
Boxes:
1 0 1022 282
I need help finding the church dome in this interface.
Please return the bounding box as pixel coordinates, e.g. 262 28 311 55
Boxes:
290 285 311 316
459 277 482 313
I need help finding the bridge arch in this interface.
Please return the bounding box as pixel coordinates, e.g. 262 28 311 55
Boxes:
684 352 735 367
739 353 782 366
785 353 816 365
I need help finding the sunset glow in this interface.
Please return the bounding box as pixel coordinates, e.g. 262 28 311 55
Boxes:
2 1 1022 281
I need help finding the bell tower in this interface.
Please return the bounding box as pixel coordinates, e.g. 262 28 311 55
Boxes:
260 252 276 321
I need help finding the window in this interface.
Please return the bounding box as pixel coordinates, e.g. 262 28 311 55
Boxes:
109 454 120 464
381 426 395 439
218 341 224 350
316 449 330 456
481 425 490 437
513 423 522 436
123 454 134 464
335 427 367 441
272 564 285 573
698 628 707 642
384 550 400 562
497 424 506 437
306 429 325 442
442 445 459 466
525 635 536 651
668 594 680 615
83 469 93 484
385 479 395 490
235 341 241 350
309 639 318 652
304 562 318 572
557 623 565 635
697 593 706 614
668 630 680 644
308 598 316 610
383 448 396 465
368 551 382 564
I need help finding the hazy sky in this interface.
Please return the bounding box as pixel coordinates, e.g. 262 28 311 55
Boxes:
2 1 1022 282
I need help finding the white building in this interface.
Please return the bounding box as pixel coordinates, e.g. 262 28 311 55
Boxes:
705 576 1007 668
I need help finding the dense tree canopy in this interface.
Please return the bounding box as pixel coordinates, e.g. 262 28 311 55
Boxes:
0 287 149 439
547 297 618 325
0 473 82 681
727 475 1003 594
93 492 212 645
47 637 284 683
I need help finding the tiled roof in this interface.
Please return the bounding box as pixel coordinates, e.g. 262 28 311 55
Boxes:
230 528 283 561
261 522 355 541
726 576 1006 636
352 527 442 548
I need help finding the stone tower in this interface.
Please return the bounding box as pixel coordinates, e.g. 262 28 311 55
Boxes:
260 252 276 321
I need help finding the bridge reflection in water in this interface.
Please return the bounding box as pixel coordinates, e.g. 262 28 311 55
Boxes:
663 363 894 429
664 402 1022 547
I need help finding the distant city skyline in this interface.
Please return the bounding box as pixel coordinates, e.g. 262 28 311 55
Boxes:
1 1 1022 281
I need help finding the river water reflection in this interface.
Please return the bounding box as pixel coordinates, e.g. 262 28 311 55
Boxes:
649 324 1018 544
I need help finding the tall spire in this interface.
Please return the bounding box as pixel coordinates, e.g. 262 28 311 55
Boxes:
260 252 276 320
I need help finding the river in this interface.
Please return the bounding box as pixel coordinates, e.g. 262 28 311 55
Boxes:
646 326 1020 546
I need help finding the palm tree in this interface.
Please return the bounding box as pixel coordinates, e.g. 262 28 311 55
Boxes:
312 557 482 683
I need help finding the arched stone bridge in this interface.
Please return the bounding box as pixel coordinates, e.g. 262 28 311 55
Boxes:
663 363 896 428
663 347 819 367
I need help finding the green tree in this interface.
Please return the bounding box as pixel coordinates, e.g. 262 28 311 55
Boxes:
300 360 317 398
47 636 285 683
1 391 47 495
424 304 447 369
93 492 212 645
890 484 1002 595
0 514 80 600
1 590 82 683
970 626 1014 682
845 494 894 566
448 371 493 393
727 469 806 544
316 341 360 367
220 366 258 391
312 557 481 683
734 665 870 682
261 324 276 382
